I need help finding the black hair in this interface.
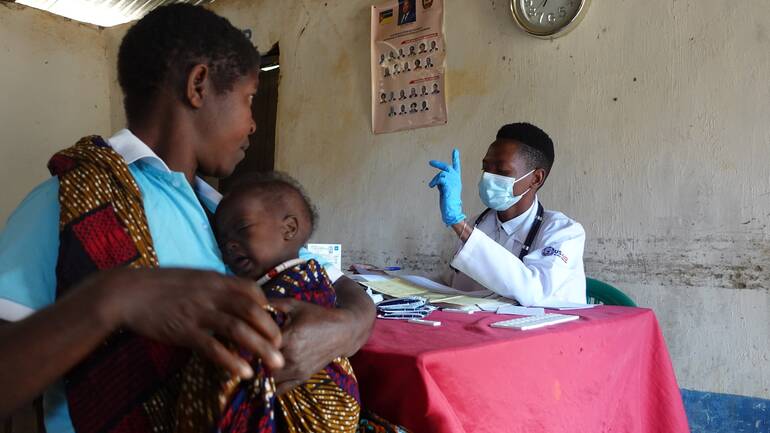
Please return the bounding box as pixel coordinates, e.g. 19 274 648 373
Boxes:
219 171 318 239
118 4 260 124
496 123 555 176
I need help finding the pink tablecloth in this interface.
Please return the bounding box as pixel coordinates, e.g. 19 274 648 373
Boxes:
351 306 690 433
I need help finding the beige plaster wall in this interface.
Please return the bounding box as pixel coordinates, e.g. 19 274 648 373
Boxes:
0 2 111 224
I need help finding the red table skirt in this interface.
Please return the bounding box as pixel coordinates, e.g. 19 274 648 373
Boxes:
351 306 690 433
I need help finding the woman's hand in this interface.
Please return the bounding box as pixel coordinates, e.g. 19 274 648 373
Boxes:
270 276 375 394
100 268 285 377
0 267 286 416
269 298 351 394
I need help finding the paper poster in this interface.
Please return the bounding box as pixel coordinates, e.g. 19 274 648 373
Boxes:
371 0 447 134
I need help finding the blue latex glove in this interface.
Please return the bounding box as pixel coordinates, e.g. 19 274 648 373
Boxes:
428 148 466 226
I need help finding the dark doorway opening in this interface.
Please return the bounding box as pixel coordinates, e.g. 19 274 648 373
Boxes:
219 43 280 194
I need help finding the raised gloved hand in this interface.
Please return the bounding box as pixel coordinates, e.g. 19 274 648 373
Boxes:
428 148 466 226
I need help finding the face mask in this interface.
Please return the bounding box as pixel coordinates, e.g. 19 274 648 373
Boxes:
478 170 534 211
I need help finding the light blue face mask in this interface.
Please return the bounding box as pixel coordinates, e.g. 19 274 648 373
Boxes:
478 170 534 211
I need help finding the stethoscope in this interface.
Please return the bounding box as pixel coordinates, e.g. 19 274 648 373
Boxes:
472 201 545 260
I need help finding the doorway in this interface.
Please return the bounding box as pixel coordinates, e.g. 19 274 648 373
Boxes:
219 43 280 193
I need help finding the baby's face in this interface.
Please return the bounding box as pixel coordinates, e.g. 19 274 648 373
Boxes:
216 195 292 280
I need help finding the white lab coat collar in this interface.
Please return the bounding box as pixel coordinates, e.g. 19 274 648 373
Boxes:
107 129 223 207
496 197 539 240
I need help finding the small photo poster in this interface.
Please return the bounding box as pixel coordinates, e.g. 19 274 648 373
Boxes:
371 0 447 134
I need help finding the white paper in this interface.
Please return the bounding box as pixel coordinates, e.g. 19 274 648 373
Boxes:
368 292 385 303
400 275 495 298
355 273 525 310
349 276 386 303
476 302 510 312
358 274 393 283
399 275 454 293
496 305 546 316
452 305 483 312
533 300 597 310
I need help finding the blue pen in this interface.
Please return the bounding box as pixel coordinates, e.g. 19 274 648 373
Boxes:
383 266 401 271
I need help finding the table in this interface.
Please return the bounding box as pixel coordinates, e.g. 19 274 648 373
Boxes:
350 306 690 433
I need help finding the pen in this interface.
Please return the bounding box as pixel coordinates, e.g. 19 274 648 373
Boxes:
383 266 401 271
408 318 442 326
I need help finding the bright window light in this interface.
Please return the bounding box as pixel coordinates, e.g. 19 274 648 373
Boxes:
17 0 135 27
15 0 215 28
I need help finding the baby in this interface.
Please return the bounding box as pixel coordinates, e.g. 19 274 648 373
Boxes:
176 172 360 433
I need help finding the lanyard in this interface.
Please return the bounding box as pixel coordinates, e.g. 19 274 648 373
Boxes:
474 202 545 260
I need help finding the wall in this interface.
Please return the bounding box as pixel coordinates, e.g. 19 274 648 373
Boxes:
201 0 770 399
0 2 112 224
105 22 129 136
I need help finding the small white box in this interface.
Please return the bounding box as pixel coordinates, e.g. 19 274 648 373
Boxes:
306 243 342 270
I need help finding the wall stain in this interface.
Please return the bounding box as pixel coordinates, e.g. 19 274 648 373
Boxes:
345 234 770 293
757 23 768 43
446 68 489 103
334 51 350 76
587 236 770 291
346 249 447 274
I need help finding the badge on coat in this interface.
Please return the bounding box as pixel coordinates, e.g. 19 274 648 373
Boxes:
542 246 568 264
